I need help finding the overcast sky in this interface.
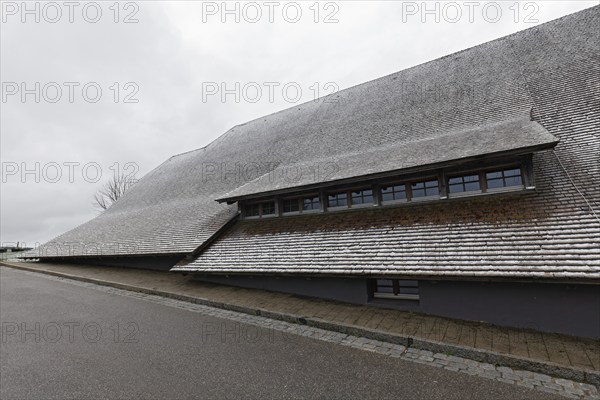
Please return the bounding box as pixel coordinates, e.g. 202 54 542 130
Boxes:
1 0 597 247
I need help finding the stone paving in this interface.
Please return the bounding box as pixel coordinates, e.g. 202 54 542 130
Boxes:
2 266 598 400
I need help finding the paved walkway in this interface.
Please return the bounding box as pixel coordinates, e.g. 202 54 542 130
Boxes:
1 261 598 380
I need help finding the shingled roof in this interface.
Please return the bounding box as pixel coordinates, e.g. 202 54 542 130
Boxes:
217 117 558 202
32 6 600 280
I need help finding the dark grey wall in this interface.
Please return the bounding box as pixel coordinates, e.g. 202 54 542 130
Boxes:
192 274 599 339
418 280 600 339
193 274 369 304
46 255 184 271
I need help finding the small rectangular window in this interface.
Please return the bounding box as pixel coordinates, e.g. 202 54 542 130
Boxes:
381 184 407 202
398 280 419 295
351 189 374 206
261 201 276 215
486 168 523 189
282 198 300 213
245 203 260 217
449 174 481 194
373 279 419 300
411 179 439 198
302 196 320 211
327 192 348 208
245 201 275 218
375 279 394 294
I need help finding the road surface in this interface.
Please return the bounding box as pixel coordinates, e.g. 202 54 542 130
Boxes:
0 267 563 400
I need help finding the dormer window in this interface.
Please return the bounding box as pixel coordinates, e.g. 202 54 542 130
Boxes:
262 202 276 215
381 184 407 203
411 179 439 199
302 196 320 211
282 198 300 213
327 192 348 208
237 158 534 220
244 201 275 218
448 174 481 194
486 168 523 189
351 189 374 206
281 195 321 215
245 203 260 217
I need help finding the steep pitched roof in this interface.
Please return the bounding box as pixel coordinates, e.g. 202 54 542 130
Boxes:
32 6 600 280
175 6 600 279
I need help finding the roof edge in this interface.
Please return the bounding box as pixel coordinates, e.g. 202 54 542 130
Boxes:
216 141 559 203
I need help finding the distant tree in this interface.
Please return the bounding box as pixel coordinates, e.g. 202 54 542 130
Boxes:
94 173 136 210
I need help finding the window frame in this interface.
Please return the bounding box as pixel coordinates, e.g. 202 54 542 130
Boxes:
301 194 321 213
281 194 321 215
406 177 440 202
372 279 420 301
349 187 375 208
238 157 533 220
281 197 301 214
326 191 349 210
243 200 277 219
484 166 524 192
380 182 408 204
447 172 483 197
326 186 376 210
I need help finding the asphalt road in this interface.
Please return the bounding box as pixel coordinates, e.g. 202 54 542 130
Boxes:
0 267 563 400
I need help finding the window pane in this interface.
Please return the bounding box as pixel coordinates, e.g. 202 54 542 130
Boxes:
464 181 481 191
376 279 393 293
375 279 419 298
381 185 406 202
393 189 406 200
283 199 299 213
302 196 320 211
352 189 373 205
411 182 425 190
382 191 394 202
448 174 480 194
412 179 438 198
327 194 336 206
486 168 523 190
425 186 439 196
504 168 521 177
412 188 426 198
246 204 259 217
328 192 347 207
313 197 321 209
262 202 275 215
487 178 504 189
505 176 523 186
449 184 464 193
